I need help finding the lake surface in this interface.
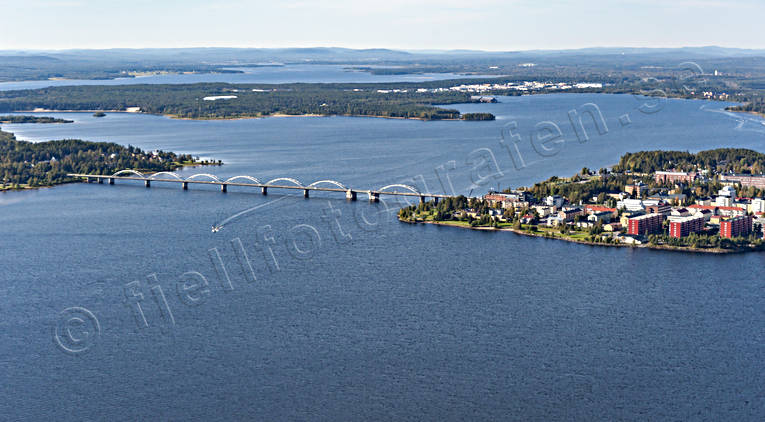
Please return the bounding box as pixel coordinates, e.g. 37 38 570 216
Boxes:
0 64 496 91
2 94 765 420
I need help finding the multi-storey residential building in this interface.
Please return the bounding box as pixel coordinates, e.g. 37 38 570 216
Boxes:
484 191 531 209
654 171 697 184
645 202 671 216
558 207 584 222
668 215 705 238
719 215 753 238
720 174 765 189
627 213 663 235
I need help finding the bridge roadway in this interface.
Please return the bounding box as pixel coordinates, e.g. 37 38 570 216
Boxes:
67 173 454 203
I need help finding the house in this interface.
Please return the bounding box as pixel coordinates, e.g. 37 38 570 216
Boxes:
603 222 622 232
587 211 613 223
584 205 618 217
520 214 536 224
618 234 643 245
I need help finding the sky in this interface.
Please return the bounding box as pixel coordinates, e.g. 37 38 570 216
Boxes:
1 0 764 51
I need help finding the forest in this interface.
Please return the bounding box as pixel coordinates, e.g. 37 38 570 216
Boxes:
0 82 487 120
0 115 73 123
614 148 765 174
728 97 765 115
0 129 206 188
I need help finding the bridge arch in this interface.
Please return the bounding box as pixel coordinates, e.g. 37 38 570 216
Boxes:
185 173 222 183
377 184 421 195
224 175 263 185
149 172 182 180
265 177 304 187
308 180 348 190
112 169 145 178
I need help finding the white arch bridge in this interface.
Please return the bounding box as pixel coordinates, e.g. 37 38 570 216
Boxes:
68 171 455 202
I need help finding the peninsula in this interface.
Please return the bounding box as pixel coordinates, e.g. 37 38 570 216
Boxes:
400 149 765 253
0 129 218 190
0 115 73 124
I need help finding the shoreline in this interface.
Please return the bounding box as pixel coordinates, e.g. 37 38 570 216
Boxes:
400 218 759 255
15 109 465 122
9 90 743 123
729 109 765 119
0 161 219 193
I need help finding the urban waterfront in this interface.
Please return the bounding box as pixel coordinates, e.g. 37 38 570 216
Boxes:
2 94 765 420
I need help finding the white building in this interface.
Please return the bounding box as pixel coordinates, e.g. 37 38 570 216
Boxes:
752 198 765 214
616 198 645 211
546 195 564 208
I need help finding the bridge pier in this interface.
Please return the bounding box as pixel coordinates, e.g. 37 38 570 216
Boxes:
221 184 227 193
303 189 309 198
419 196 426 203
182 182 188 190
98 178 103 184
261 186 267 195
145 180 151 188
433 197 439 204
346 189 357 201
109 178 114 185
368 192 379 202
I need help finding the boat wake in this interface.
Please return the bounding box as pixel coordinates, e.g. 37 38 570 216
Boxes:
210 196 289 233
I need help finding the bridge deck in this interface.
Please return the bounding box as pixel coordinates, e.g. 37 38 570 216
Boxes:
67 173 456 199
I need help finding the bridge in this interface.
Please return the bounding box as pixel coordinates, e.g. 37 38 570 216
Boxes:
67 171 455 203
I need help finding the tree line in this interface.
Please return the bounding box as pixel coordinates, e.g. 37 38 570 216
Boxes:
614 148 765 174
0 129 204 188
0 83 489 121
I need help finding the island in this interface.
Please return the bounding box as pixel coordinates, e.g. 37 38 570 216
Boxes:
0 115 73 124
0 129 218 190
0 82 501 121
399 148 765 253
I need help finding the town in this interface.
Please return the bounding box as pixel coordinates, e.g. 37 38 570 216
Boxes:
399 149 765 252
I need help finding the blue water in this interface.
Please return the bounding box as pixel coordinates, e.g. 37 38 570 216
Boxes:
0 64 496 91
2 94 765 420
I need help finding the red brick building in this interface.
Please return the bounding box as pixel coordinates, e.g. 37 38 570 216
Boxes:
719 215 753 238
645 203 671 217
669 215 705 238
584 205 618 217
627 213 663 235
720 174 765 189
654 171 697 184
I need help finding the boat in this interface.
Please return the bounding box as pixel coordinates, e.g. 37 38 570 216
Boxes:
211 225 222 233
